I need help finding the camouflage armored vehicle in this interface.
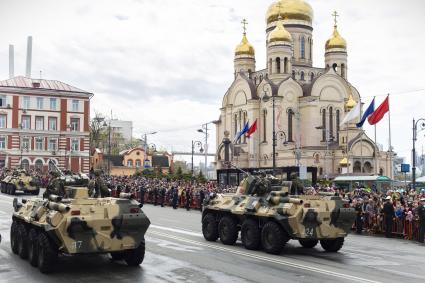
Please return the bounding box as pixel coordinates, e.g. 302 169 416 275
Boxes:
1 169 41 195
10 162 150 273
202 173 356 255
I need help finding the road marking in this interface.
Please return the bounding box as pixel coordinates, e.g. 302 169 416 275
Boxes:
150 224 203 237
148 230 382 283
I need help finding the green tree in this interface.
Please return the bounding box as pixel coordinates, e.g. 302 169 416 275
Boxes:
197 170 206 183
176 166 183 180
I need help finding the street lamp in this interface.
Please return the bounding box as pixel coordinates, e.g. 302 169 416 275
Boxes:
102 120 111 175
191 140 204 176
147 143 157 153
315 125 334 179
197 121 218 179
412 118 425 189
262 86 281 173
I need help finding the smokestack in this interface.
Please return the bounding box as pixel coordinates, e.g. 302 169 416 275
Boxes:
25 36 32 78
9 45 14 79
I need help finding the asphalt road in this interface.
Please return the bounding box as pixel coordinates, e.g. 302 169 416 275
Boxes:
0 192 424 283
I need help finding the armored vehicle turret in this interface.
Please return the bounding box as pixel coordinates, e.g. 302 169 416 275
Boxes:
1 168 41 195
202 173 355 255
10 161 150 273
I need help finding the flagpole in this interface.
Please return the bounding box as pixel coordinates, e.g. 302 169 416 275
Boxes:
360 98 363 174
374 123 377 174
388 94 393 187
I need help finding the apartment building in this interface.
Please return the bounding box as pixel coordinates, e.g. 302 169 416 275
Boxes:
0 76 92 173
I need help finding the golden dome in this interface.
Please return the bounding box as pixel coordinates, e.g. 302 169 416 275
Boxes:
235 33 255 56
266 0 313 25
325 25 347 50
339 157 349 166
346 94 356 110
268 17 292 43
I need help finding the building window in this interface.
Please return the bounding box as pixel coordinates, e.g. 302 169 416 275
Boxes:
21 115 30 129
269 58 272 74
71 139 79 151
70 118 80 131
21 159 29 171
22 96 30 109
36 97 43 110
288 109 294 142
50 98 57 110
127 159 133 167
336 110 340 141
341 63 346 78
284 57 288 73
292 70 296 79
35 160 43 171
72 100 79 112
310 72 314 81
300 36 305 59
263 109 267 142
35 116 44 130
0 95 6 107
48 117 57 131
48 138 57 151
35 137 44 150
22 137 30 150
300 71 305 81
329 107 334 140
0 114 6 128
276 57 281 73
136 159 141 168
0 137 6 149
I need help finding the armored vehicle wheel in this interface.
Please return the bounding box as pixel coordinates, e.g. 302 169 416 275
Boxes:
5 184 10 194
37 232 58 273
202 213 219 241
261 221 288 255
218 216 238 245
17 224 29 259
110 251 126 261
31 188 40 196
299 239 318 249
28 229 39 267
124 241 145 266
241 219 261 250
0 183 4 193
10 221 19 254
320 237 344 252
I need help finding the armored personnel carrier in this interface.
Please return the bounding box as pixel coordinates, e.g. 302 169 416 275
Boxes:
10 161 150 273
202 173 355 255
1 169 41 195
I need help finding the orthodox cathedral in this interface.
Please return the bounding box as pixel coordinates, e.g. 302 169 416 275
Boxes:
215 0 392 184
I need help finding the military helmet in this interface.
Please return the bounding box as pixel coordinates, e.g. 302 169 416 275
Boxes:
94 169 102 176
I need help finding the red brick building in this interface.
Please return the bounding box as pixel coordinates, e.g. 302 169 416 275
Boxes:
0 76 92 173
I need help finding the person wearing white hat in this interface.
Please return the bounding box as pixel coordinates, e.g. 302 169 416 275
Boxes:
417 198 425 243
383 196 395 238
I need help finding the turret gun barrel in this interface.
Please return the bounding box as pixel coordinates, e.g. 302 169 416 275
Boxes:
47 202 70 213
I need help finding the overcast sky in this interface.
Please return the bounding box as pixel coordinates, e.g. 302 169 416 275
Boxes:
0 0 425 165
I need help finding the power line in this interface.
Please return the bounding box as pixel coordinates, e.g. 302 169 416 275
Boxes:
361 88 425 98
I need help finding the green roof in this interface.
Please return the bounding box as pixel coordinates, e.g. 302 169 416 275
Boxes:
334 175 392 182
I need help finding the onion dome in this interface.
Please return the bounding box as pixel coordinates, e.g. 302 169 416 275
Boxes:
325 25 347 50
266 0 313 24
235 33 255 56
339 157 349 166
346 94 356 110
268 17 292 43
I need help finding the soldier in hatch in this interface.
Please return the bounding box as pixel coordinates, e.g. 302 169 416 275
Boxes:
290 173 304 195
88 170 110 198
43 171 65 199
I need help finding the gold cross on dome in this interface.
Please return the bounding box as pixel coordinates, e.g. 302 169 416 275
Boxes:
241 18 248 34
276 2 283 19
332 11 339 26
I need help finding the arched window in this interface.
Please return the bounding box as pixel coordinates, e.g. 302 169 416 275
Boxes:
329 107 333 140
35 159 43 172
300 36 305 59
276 57 281 73
309 38 312 59
136 159 141 168
248 69 252 78
269 58 273 74
336 110 340 141
300 71 305 81
310 72 314 81
332 63 338 72
321 109 326 141
341 63 346 78
288 109 294 142
353 161 361 173
292 70 296 80
364 162 372 173
314 153 320 164
127 159 134 167
284 57 288 73
234 114 238 138
379 168 384 176
259 74 263 82
263 109 267 142
21 159 30 171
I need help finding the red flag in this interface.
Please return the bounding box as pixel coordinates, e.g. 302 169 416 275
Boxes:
246 119 257 138
368 96 389 125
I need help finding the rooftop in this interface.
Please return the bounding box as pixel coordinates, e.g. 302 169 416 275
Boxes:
0 76 91 94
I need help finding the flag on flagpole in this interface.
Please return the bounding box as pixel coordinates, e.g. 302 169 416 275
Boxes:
340 102 361 127
356 98 375 128
368 96 389 125
233 122 249 143
246 119 257 138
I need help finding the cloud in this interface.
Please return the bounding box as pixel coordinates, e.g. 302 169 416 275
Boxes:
0 0 424 164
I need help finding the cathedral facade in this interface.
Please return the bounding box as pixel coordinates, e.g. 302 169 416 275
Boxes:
215 0 392 184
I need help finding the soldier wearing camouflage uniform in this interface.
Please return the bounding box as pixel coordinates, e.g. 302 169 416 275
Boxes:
88 170 110 198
